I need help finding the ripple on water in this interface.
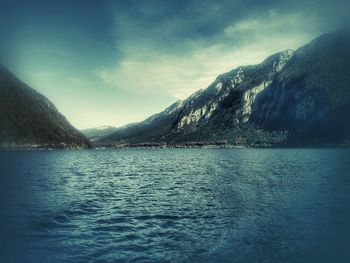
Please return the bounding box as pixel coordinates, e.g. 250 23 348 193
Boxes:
1 148 350 262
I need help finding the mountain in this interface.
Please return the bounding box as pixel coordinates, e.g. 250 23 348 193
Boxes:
100 48 295 145
100 29 350 147
81 126 118 141
99 48 295 145
251 30 350 144
0 65 91 149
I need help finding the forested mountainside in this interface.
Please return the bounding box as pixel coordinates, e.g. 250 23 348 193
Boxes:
0 65 91 149
100 30 350 147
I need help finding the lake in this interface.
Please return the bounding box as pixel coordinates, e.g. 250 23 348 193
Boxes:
1 148 350 262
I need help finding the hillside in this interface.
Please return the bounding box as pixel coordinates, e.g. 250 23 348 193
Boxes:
100 30 350 147
81 126 118 141
0 65 91 149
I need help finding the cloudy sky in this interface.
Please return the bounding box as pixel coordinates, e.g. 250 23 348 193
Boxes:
0 0 349 129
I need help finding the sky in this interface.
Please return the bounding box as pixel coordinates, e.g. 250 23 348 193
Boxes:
0 0 349 129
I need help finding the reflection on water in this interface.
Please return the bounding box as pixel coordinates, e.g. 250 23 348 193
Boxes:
1 148 350 262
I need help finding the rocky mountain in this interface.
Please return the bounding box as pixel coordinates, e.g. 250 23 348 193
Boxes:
0 65 91 149
100 49 295 145
251 30 350 145
100 29 350 146
81 126 118 141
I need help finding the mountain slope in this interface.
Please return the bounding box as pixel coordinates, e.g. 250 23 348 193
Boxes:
101 29 350 146
100 49 294 145
81 126 117 141
251 30 350 144
0 65 91 148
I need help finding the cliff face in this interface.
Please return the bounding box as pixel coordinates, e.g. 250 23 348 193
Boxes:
0 65 91 149
251 30 350 144
101 50 295 145
2 31 347 148
100 29 350 146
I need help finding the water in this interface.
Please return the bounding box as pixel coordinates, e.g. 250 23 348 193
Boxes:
1 148 350 262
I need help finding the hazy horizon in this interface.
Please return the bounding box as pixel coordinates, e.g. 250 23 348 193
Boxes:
1 2 350 261
1 0 349 129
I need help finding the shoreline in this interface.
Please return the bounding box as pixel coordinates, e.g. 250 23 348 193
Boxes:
1 142 350 151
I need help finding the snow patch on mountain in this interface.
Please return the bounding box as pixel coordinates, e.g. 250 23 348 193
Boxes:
242 81 272 122
96 126 114 130
177 106 208 128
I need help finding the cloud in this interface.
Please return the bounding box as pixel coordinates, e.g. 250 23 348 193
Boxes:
97 9 322 100
3 0 349 129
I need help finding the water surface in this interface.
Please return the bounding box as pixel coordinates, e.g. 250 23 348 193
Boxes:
1 148 350 262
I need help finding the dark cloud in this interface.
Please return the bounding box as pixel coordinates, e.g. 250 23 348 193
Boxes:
105 0 350 58
1 0 349 65
112 0 276 50
0 0 349 129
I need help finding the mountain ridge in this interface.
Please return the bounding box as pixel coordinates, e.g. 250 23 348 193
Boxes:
81 126 118 141
100 30 350 147
0 65 91 149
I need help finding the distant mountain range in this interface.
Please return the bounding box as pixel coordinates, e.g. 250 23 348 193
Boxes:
99 29 350 147
81 126 118 141
0 65 90 149
1 29 349 149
